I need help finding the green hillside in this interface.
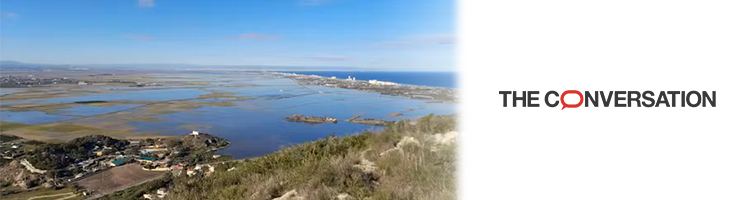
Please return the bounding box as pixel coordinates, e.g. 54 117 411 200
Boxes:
103 114 457 200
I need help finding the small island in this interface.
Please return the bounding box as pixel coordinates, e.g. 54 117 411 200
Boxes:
284 114 338 124
346 115 395 126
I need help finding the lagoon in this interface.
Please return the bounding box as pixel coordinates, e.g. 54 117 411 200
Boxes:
0 72 455 159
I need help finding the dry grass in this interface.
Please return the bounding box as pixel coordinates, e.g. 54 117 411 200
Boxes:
158 114 457 200
0 121 30 132
1 121 160 142
141 100 236 116
1 103 73 113
27 123 99 133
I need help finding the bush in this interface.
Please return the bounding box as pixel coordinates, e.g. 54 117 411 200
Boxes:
27 135 129 170
107 115 457 200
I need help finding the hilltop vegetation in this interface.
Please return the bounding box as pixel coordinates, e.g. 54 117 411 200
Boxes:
26 135 129 170
105 114 457 200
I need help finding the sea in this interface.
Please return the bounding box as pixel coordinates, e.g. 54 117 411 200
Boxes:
280 71 457 89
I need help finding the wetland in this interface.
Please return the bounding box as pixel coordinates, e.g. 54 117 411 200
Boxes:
0 70 455 159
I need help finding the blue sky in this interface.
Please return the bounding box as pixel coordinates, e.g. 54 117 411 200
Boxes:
0 0 455 71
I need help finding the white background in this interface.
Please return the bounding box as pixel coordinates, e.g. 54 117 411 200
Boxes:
459 0 750 199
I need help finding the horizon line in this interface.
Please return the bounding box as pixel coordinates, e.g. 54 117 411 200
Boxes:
0 60 457 72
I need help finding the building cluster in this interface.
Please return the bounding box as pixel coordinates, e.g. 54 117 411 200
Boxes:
131 82 163 87
0 75 145 88
272 72 457 102
18 131 205 184
368 79 398 86
103 143 170 172
0 75 78 87
185 163 216 177
1 141 22 160
65 144 160 181
88 73 115 77
3 130 231 199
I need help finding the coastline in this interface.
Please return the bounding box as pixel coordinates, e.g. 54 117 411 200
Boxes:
269 71 457 102
277 71 457 89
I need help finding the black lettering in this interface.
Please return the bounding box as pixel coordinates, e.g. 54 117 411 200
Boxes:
627 91 641 107
585 91 598 107
681 91 686 107
499 91 511 107
614 91 626 107
655 91 670 107
600 91 614 107
703 91 716 107
642 91 655 107
545 91 559 107
667 91 680 107
512 91 526 107
528 91 540 107
686 91 701 107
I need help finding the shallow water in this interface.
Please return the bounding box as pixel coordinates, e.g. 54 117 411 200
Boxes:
1 110 77 124
0 72 455 159
0 88 27 96
12 88 210 104
127 87 453 158
52 104 144 117
205 85 314 99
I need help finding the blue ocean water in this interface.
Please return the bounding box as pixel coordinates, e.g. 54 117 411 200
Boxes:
280 71 457 88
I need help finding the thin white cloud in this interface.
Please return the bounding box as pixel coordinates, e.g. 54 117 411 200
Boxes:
236 33 280 40
380 41 413 47
308 55 349 62
421 34 455 44
138 0 155 8
379 34 456 47
126 34 153 41
300 0 334 6
0 12 19 20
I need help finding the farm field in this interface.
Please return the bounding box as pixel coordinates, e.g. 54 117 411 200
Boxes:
76 163 165 196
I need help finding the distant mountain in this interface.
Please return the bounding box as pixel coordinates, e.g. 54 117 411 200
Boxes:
0 60 74 71
0 60 25 65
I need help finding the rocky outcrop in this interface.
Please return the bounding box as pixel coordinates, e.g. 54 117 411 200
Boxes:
20 159 47 174
0 160 46 189
432 131 457 145
179 132 231 150
336 193 354 200
353 158 378 174
379 136 421 156
346 115 394 126
272 190 304 200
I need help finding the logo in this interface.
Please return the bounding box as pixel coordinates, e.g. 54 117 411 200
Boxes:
498 90 716 110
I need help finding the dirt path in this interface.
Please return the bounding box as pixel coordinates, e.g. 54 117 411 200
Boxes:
27 192 75 200
58 194 79 200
